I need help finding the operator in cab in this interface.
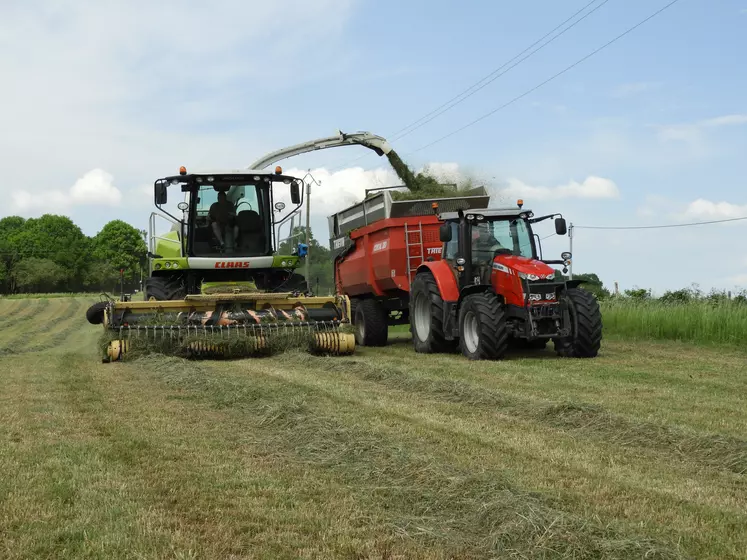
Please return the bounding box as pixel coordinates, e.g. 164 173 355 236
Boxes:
209 191 239 251
472 223 503 262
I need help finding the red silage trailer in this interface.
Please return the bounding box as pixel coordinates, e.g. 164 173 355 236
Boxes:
327 188 490 346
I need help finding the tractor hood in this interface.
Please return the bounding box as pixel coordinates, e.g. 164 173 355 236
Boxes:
494 254 557 281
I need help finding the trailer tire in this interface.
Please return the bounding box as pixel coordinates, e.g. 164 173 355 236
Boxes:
410 272 453 353
145 276 185 301
554 287 602 358
458 292 508 360
354 299 388 346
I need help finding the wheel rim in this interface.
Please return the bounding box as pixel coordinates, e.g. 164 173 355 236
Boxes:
413 292 431 341
462 310 479 353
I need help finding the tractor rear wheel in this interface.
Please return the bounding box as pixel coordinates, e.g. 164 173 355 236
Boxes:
145 275 186 301
554 287 602 358
409 272 454 353
353 298 388 346
458 292 508 360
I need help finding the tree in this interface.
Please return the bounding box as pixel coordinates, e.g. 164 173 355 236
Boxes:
10 214 91 289
12 258 69 293
0 216 27 292
571 273 611 300
92 220 148 282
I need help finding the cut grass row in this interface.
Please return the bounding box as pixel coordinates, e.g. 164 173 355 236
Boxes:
0 296 745 558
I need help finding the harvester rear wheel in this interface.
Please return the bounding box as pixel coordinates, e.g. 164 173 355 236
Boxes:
458 292 508 360
145 275 186 301
353 298 388 346
409 272 454 353
554 287 602 358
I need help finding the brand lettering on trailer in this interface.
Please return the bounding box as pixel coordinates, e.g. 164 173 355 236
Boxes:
372 240 389 253
214 261 251 269
427 247 442 255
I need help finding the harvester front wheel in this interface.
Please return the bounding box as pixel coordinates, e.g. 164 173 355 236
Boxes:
554 287 602 358
145 276 186 301
353 298 388 346
410 272 453 353
458 292 508 360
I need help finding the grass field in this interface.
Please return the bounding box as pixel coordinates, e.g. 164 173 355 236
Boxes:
0 297 745 559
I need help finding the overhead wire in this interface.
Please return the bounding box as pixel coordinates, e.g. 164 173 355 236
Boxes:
574 215 747 230
403 0 682 156
326 0 612 172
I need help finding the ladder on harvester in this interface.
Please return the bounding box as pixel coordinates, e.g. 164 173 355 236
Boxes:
404 222 425 285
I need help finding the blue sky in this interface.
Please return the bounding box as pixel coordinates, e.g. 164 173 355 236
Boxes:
1 0 746 294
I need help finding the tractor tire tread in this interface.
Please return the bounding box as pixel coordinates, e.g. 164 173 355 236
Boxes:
409 272 454 353
145 276 186 301
556 287 603 358
459 292 508 360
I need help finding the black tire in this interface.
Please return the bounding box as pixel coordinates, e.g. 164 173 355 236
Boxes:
554 287 603 358
353 298 388 346
409 272 454 353
86 301 108 325
457 292 509 360
145 275 186 301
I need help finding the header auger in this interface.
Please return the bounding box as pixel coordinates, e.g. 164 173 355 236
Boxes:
86 130 392 362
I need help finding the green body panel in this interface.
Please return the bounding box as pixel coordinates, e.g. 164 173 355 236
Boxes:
154 230 182 258
151 257 189 272
272 255 300 268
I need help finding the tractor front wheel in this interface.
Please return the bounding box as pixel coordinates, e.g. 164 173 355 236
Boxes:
458 292 508 360
145 275 186 301
554 287 603 358
409 272 454 353
353 298 388 346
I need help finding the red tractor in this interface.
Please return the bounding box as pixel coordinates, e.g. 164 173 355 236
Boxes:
410 203 602 359
329 191 602 359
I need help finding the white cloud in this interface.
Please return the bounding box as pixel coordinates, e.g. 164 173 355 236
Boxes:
11 169 123 215
681 198 747 220
698 114 747 127
498 176 620 201
611 81 662 98
0 0 355 230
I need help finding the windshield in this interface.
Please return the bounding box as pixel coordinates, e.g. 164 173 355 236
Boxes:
472 218 534 262
191 183 270 257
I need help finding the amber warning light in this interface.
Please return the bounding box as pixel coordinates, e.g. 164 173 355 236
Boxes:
179 166 187 175
517 199 524 208
275 166 283 175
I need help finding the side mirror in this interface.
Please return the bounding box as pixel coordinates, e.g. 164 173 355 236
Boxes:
154 183 167 205
555 217 567 236
439 223 452 243
290 181 301 205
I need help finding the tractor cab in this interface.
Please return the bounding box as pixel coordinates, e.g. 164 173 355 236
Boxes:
437 204 570 290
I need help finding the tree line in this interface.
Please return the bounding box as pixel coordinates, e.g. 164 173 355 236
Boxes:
0 215 147 295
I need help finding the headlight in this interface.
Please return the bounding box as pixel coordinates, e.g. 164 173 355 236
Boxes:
173 263 178 269
527 274 539 281
281 260 287 266
165 262 171 268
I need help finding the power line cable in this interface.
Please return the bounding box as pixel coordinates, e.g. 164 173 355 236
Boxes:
388 0 611 142
327 0 611 172
575 215 747 230
404 0 682 156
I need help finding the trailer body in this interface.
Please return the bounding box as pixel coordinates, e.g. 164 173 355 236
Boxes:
328 189 490 344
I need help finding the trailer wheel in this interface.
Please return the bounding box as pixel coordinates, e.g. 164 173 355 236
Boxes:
86 301 109 325
145 276 185 301
410 272 452 353
354 299 388 346
554 287 602 358
458 292 508 360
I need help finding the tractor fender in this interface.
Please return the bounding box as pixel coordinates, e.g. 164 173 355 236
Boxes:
415 261 460 301
457 284 502 305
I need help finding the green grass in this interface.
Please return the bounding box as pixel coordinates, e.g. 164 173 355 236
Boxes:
601 298 747 345
0 296 745 558
0 291 143 300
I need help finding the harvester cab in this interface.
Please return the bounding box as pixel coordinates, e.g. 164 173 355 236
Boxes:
410 201 602 360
